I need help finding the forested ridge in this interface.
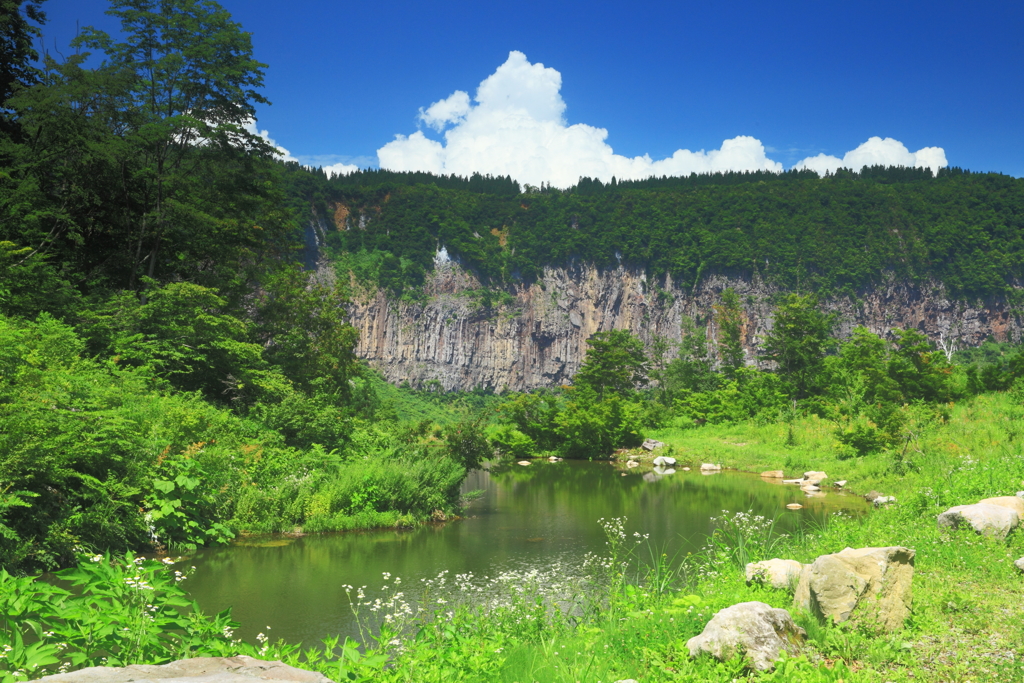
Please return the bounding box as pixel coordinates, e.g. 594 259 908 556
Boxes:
291 165 1024 301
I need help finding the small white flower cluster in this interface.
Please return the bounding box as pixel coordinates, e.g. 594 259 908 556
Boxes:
123 576 153 591
256 626 271 656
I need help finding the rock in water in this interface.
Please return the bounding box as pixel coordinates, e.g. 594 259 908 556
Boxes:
700 463 722 471
745 559 804 591
37 656 332 682
937 503 1019 539
652 455 676 467
761 470 784 479
794 546 915 632
686 601 806 670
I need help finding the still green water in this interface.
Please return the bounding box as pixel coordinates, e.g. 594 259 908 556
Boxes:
184 461 868 645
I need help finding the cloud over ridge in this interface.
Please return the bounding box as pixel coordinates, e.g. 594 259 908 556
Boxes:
377 51 947 187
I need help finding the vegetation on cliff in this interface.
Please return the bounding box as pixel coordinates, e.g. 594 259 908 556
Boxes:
295 163 1024 300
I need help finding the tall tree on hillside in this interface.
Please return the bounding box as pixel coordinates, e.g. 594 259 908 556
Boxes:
72 0 279 289
761 294 836 399
716 288 745 379
0 0 289 307
573 329 649 400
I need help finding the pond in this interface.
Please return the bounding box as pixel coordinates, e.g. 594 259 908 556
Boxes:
183 461 868 645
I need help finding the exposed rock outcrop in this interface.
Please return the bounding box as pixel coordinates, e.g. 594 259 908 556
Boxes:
686 601 806 670
343 260 1023 391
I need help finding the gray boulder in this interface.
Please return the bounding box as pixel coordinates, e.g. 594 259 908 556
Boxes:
700 463 722 471
873 496 897 507
686 601 806 670
38 656 332 682
745 559 804 591
760 470 784 479
794 546 915 632
642 439 665 451
653 455 677 467
1015 557 1024 574
937 503 1019 539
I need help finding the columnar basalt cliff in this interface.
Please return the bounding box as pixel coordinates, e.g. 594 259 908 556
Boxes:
343 258 1023 392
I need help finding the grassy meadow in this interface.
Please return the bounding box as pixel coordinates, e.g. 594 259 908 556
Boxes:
5 391 1023 682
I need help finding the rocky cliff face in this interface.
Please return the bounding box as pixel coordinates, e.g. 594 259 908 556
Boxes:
343 257 1023 392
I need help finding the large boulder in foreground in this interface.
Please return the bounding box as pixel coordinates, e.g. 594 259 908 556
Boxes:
686 601 806 671
794 546 914 632
937 503 1019 539
745 559 804 591
38 656 332 682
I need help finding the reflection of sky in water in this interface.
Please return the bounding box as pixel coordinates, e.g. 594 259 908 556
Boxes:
183 463 868 645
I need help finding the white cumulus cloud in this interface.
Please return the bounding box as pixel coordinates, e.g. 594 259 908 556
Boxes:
244 122 358 178
378 51 783 188
377 51 948 187
321 162 359 179
794 137 947 176
243 119 298 162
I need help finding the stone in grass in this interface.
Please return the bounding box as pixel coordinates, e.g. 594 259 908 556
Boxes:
794 546 915 632
653 455 677 467
803 471 828 485
686 601 806 671
642 438 665 451
37 656 332 682
978 496 1024 518
937 503 1019 539
745 559 804 591
1015 557 1024 574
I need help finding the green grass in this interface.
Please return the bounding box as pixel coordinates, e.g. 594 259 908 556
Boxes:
6 392 1024 682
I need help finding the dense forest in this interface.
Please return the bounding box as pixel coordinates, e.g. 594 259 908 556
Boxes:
289 164 1024 301
2 0 1024 577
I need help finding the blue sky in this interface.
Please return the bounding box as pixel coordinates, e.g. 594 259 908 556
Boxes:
38 0 1024 183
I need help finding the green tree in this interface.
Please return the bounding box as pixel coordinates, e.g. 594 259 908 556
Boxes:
75 0 279 289
716 288 745 379
572 329 649 400
663 318 718 397
0 0 46 138
761 294 836 399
